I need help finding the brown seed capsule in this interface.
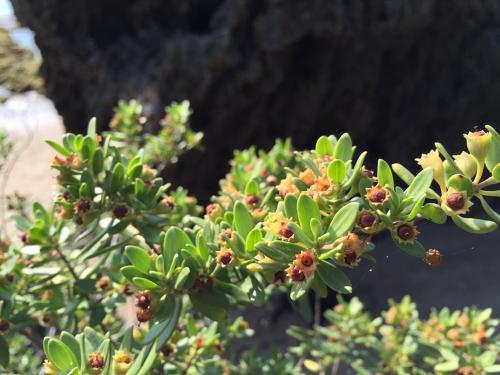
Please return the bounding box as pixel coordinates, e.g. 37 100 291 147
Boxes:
446 192 465 210
357 212 376 229
273 270 286 286
218 251 233 266
62 191 71 201
393 222 418 243
113 204 128 219
279 225 294 239
425 249 443 267
457 367 474 375
0 319 9 332
136 308 153 323
343 251 358 266
96 276 109 290
135 291 151 310
194 337 205 349
161 344 174 357
245 195 260 206
287 265 306 283
88 352 105 371
73 197 92 214
365 185 389 206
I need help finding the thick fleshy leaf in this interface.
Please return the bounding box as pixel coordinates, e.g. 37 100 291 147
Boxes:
485 125 500 173
245 228 263 253
405 167 434 201
125 245 153 274
174 267 191 289
284 195 298 221
334 133 353 162
451 215 498 234
316 260 352 294
47 339 77 372
327 160 346 185
132 277 161 290
377 159 394 188
315 135 334 156
233 201 254 239
393 240 426 258
328 202 359 240
478 195 500 224
46 140 71 157
297 193 321 238
420 203 447 224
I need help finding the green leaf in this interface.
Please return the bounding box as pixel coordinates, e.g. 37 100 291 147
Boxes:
0 335 9 369
485 125 500 173
327 160 346 185
244 179 260 196
190 290 229 322
485 365 500 373
328 202 359 240
125 246 153 274
315 136 334 156
284 195 298 221
478 195 500 224
435 142 462 175
61 332 81 367
162 227 190 274
174 267 191 289
132 277 160 290
405 167 434 201
255 242 292 263
377 159 394 189
287 222 314 247
451 215 498 234
46 140 71 157
334 133 353 162
392 163 415 186
393 240 426 258
447 174 473 197
87 117 96 137
434 362 459 372
316 260 352 294
343 151 367 189
297 193 321 238
420 203 447 224
109 163 125 194
493 163 500 180
91 149 104 175
47 338 77 372
155 299 182 350
136 344 159 375
233 201 254 239
245 228 263 253
290 280 311 301
120 265 147 282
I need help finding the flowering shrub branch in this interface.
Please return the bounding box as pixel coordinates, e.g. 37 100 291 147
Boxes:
0 100 498 374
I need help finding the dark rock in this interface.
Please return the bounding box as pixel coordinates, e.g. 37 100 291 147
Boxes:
11 0 500 202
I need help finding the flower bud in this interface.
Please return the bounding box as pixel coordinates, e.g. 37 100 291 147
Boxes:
205 203 223 221
113 204 129 219
464 130 492 163
112 350 132 375
416 149 446 191
73 197 92 215
424 249 443 267
453 152 477 179
88 352 105 373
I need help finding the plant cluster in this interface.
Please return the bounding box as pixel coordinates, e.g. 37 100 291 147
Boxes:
0 100 498 374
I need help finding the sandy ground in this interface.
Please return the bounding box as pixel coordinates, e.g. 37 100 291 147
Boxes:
0 92 64 237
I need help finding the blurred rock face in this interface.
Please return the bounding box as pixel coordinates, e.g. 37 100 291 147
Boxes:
11 0 500 200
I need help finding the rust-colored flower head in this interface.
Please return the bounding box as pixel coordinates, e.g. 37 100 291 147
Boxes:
161 344 174 357
278 224 294 240
66 154 83 170
425 249 443 267
299 169 315 187
216 248 234 267
457 367 475 375
205 203 223 221
277 174 299 199
0 319 9 332
73 197 92 215
442 191 472 215
135 291 151 310
392 222 419 244
244 194 260 206
474 331 487 345
286 264 306 283
356 210 380 233
88 352 105 372
294 251 317 277
112 350 132 375
273 270 286 286
96 276 109 291
365 184 389 207
113 204 129 219
307 176 332 198
464 129 492 162
136 308 153 323
194 337 205 349
266 175 279 186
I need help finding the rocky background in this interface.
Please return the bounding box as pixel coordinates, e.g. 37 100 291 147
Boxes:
11 0 500 202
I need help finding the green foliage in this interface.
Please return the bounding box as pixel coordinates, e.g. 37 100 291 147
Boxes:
0 100 498 374
289 296 500 374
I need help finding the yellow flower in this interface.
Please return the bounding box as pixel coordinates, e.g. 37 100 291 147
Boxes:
43 360 59 375
416 149 446 192
263 212 292 239
464 130 492 163
112 351 133 375
277 174 299 199
453 151 477 179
